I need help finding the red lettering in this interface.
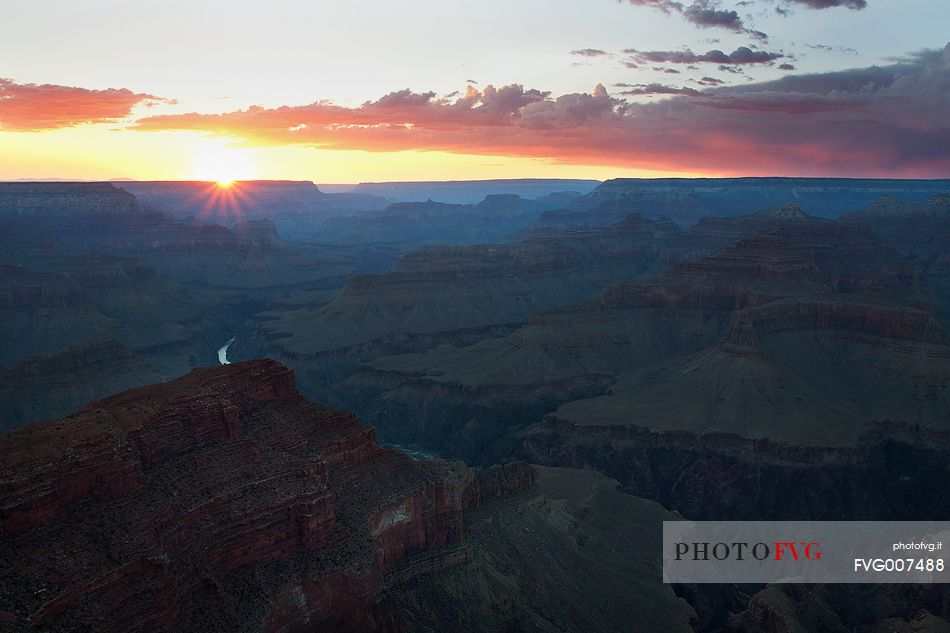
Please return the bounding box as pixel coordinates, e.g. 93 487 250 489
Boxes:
774 542 799 561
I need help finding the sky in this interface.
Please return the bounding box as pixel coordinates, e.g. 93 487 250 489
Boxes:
0 0 948 182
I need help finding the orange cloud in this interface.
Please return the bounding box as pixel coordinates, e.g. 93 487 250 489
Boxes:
131 44 950 177
0 78 167 131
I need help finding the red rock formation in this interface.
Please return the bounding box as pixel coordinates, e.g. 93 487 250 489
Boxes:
0 360 549 632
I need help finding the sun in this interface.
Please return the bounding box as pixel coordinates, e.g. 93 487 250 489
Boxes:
193 145 257 184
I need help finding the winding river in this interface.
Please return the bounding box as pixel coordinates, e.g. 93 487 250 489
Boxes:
217 336 236 365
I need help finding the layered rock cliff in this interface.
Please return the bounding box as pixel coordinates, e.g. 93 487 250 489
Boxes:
0 360 464 630
0 360 693 632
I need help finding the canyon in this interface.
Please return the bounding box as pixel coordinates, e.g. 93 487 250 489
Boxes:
3 178 950 631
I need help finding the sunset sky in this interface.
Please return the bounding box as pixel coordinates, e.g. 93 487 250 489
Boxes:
1 0 948 182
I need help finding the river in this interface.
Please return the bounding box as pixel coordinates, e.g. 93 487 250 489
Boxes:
217 336 236 365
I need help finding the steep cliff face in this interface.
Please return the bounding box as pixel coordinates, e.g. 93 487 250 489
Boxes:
0 361 693 633
0 361 461 631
